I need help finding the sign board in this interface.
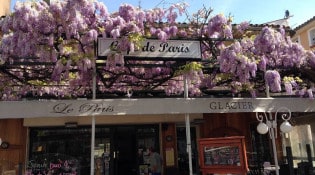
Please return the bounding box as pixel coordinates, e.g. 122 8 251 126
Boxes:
98 38 202 60
0 98 315 118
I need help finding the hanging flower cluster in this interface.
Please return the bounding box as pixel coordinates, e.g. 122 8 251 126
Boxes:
218 26 315 97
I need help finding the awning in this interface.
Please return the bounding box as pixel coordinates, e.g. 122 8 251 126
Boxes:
0 98 314 118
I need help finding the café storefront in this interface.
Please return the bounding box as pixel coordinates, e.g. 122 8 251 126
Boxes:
1 38 315 175
1 98 315 175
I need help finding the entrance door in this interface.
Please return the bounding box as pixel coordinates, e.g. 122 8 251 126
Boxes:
111 126 137 175
95 125 159 175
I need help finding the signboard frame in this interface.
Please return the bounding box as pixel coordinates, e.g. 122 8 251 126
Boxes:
97 38 202 61
0 98 315 118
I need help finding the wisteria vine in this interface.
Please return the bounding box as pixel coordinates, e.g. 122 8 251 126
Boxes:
0 0 314 100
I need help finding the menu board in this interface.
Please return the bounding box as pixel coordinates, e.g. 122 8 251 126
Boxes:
26 153 80 175
203 146 241 166
198 136 248 175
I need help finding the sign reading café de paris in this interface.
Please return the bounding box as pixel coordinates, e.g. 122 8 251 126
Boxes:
97 38 202 60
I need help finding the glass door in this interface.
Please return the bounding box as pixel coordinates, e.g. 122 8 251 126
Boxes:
94 126 137 175
95 126 158 175
111 126 138 175
95 128 111 175
136 126 160 173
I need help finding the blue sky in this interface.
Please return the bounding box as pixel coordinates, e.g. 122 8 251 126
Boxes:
10 0 315 29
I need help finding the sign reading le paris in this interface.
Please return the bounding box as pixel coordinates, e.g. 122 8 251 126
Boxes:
98 38 202 60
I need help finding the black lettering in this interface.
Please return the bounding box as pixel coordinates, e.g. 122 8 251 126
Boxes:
110 41 119 50
218 102 223 109
159 42 168 52
79 103 97 112
229 102 237 109
209 102 217 110
142 42 155 52
225 102 231 109
79 103 114 113
242 102 247 109
103 106 114 112
159 42 190 53
184 47 190 53
248 102 253 109
150 46 155 51
52 103 73 114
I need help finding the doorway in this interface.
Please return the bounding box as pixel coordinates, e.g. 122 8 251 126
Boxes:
111 126 137 175
95 125 160 175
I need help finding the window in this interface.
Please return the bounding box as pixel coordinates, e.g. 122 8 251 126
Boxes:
27 127 92 175
281 112 315 169
27 125 160 175
308 28 315 47
282 124 314 168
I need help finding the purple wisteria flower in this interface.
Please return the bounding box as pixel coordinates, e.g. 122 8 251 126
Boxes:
265 70 281 92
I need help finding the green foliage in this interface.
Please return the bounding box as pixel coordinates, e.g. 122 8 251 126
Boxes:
175 62 203 75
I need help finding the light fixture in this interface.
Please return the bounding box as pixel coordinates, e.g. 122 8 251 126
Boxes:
256 107 293 136
256 107 293 175
280 120 293 133
256 121 269 134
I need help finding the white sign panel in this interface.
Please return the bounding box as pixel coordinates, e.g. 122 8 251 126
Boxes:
0 98 314 118
98 38 202 59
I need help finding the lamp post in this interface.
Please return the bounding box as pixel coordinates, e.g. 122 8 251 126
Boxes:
256 107 293 175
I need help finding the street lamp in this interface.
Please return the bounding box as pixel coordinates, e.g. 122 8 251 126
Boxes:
256 107 293 175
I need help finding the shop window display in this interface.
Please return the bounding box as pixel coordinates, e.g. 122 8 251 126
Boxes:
27 125 159 175
28 127 92 175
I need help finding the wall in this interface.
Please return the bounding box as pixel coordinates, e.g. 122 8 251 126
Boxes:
0 119 27 173
0 0 11 17
200 113 253 139
293 19 315 50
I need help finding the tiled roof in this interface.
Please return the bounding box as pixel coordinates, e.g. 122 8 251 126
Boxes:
247 23 291 30
294 16 315 31
263 18 290 27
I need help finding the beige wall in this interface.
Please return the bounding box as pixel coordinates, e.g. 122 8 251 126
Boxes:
292 20 315 50
0 0 11 16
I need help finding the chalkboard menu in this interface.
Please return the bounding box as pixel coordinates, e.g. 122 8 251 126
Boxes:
26 153 80 175
198 136 248 175
204 145 241 166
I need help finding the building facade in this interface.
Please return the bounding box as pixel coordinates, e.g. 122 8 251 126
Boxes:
1 3 315 175
0 98 315 175
292 16 315 50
